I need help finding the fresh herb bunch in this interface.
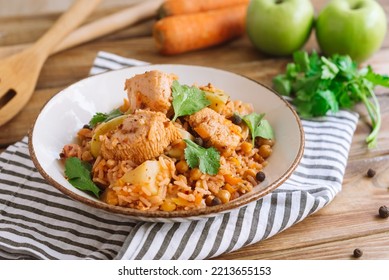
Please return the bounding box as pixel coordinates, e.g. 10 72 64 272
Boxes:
273 50 389 148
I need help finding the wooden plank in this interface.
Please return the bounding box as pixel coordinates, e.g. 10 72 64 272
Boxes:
214 231 389 260
214 154 389 259
0 0 389 260
0 7 155 46
0 87 64 146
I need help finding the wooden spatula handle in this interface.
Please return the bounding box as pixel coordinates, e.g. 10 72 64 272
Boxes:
34 0 102 55
52 0 163 54
0 0 162 59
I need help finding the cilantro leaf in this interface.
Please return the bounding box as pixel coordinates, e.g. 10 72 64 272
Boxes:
89 113 107 127
64 157 101 197
332 54 356 79
286 63 298 79
320 57 339 80
89 108 123 128
317 90 339 113
241 113 274 145
307 50 321 76
272 51 388 148
273 74 291 96
172 80 210 121
254 119 274 140
293 51 310 72
362 66 389 87
183 139 220 175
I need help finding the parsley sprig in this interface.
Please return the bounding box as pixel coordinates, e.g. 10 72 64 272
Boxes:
184 139 220 175
241 113 274 145
89 108 123 128
64 157 101 197
273 51 389 148
171 80 210 121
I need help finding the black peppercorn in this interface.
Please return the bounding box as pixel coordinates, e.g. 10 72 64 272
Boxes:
367 168 376 178
194 137 204 146
256 171 266 182
211 197 222 206
379 205 389 218
230 114 242 125
353 248 363 258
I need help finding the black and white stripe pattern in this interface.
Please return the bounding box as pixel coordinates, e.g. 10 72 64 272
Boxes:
0 52 358 259
90 51 149 75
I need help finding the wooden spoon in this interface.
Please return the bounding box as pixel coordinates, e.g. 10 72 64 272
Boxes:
0 0 101 126
0 0 164 59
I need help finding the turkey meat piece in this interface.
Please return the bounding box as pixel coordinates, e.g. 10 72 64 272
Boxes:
124 70 176 115
188 107 242 156
100 110 181 164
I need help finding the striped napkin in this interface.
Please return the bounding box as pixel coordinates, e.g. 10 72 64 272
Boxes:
0 51 358 260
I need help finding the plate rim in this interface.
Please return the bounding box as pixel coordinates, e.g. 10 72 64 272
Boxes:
28 64 305 219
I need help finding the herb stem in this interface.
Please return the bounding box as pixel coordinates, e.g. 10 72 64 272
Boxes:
364 86 381 148
350 82 380 147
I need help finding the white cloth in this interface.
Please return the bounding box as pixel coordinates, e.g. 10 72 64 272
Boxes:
0 51 358 259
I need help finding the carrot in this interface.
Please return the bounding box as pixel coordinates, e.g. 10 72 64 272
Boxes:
223 174 243 185
153 5 247 55
158 0 249 18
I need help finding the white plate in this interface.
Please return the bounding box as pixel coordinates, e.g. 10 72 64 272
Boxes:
29 64 304 222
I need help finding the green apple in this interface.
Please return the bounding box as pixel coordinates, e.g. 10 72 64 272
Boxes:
316 0 387 62
246 0 314 56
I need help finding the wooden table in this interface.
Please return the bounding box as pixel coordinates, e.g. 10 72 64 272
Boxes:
0 0 388 260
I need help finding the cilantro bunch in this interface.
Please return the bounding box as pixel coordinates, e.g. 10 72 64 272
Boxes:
273 51 389 148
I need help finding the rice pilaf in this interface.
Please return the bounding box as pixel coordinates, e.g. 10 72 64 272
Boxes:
60 70 274 212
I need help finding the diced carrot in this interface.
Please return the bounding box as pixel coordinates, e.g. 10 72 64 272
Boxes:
158 0 249 18
160 200 177 212
194 125 211 139
240 141 253 154
224 183 237 195
228 120 242 136
230 157 241 167
153 5 247 55
223 174 242 185
100 188 118 205
172 197 192 206
173 140 186 150
194 193 203 206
